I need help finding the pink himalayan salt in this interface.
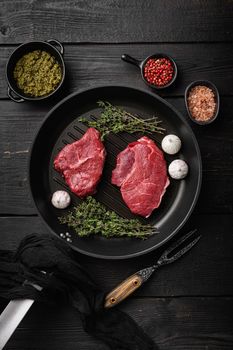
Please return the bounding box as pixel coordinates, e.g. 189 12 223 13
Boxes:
188 85 216 122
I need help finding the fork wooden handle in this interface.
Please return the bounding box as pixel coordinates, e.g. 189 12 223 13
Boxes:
104 273 143 308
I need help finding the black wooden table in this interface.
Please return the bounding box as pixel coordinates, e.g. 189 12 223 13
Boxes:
1 1 233 349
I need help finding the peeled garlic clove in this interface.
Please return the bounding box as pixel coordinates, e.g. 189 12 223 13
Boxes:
51 190 71 209
168 159 188 179
161 134 181 155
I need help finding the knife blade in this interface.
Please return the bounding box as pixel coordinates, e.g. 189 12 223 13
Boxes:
0 299 35 350
0 281 42 350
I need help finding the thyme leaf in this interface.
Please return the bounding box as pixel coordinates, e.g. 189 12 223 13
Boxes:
59 197 157 239
78 101 165 140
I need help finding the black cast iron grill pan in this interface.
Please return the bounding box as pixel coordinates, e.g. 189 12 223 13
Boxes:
29 85 202 259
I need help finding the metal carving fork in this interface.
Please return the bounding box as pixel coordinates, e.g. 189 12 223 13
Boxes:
0 230 200 349
105 229 201 308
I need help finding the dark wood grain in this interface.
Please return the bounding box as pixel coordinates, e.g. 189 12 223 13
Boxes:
1 2 233 349
0 1 233 44
1 297 233 350
1 43 233 99
1 213 232 297
1 97 232 215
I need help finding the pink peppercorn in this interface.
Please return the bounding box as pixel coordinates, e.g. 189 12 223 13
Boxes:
143 57 174 87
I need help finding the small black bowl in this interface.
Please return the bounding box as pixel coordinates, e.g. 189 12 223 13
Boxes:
185 80 220 125
6 39 65 103
121 53 177 90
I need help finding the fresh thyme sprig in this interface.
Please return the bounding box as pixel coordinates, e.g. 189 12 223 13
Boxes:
59 197 156 239
78 101 165 140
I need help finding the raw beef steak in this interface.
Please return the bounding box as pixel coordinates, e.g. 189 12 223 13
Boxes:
112 136 169 217
54 128 106 197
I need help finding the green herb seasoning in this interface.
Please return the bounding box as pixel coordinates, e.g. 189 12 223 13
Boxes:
59 197 157 239
79 101 165 140
13 50 62 97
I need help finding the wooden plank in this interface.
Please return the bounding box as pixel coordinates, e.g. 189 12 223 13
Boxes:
1 43 233 99
0 214 232 297
1 297 233 349
0 97 232 215
0 1 233 44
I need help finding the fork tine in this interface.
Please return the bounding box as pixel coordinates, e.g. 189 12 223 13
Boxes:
157 229 199 265
164 234 201 264
165 229 197 255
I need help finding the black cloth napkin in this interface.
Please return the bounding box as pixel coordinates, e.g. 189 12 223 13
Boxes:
0 234 157 350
